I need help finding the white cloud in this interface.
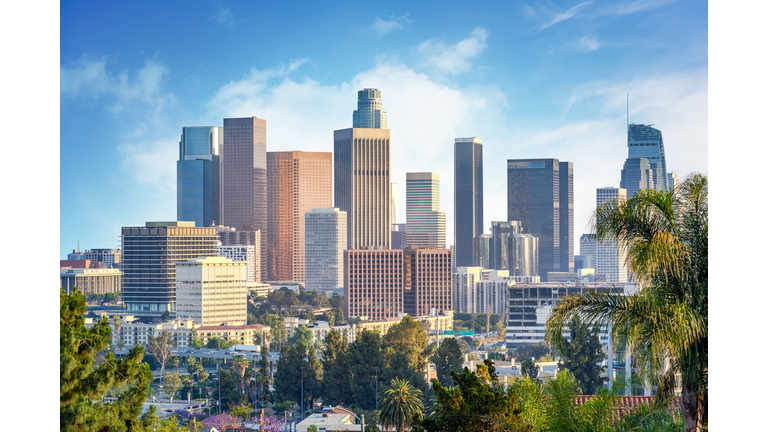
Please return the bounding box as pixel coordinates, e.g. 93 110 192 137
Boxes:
540 1 593 30
60 57 174 116
416 28 488 75
606 0 677 15
213 8 234 26
366 14 410 35
575 35 601 52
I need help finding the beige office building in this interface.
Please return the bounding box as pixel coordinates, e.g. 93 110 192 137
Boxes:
334 89 391 249
60 268 122 296
267 151 332 282
175 256 248 326
403 247 452 317
406 172 446 248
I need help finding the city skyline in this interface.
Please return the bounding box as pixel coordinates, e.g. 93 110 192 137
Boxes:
60 1 708 258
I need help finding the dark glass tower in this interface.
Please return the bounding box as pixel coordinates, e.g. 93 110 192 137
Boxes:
177 126 222 227
628 124 667 192
222 117 267 282
454 137 483 268
620 157 654 198
507 158 573 281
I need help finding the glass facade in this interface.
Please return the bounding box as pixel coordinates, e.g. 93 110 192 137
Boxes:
507 158 573 281
222 117 267 281
620 157 654 198
490 220 522 271
120 223 218 315
454 138 483 268
266 151 332 282
406 172 446 248
177 126 222 227
352 88 387 129
628 124 667 192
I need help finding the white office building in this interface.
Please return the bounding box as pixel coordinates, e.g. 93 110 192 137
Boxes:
454 267 514 315
216 244 256 282
304 208 347 293
175 256 248 326
406 172 446 248
595 187 629 283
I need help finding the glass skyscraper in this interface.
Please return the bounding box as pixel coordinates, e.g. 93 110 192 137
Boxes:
177 126 222 228
620 157 654 198
352 88 387 129
507 158 574 281
222 117 268 282
628 123 667 192
490 220 522 271
406 172 446 248
454 137 483 268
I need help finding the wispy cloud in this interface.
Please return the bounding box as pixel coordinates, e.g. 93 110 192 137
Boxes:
606 0 676 15
60 56 174 116
540 1 593 30
574 35 601 52
213 8 234 26
365 13 410 35
416 28 488 75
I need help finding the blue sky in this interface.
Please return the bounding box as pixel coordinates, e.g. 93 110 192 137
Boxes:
59 0 708 258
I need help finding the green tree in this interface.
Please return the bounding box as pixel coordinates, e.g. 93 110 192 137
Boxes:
232 354 250 402
271 318 288 351
378 378 424 432
307 425 319 432
207 336 233 350
190 328 204 349
382 315 433 371
545 173 708 432
60 289 152 431
321 329 353 406
431 338 464 387
350 330 384 411
162 372 184 399
520 359 538 380
509 341 551 362
416 359 531 432
255 343 271 407
557 317 607 395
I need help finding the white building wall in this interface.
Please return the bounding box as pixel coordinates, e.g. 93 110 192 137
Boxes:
176 256 247 326
305 208 347 293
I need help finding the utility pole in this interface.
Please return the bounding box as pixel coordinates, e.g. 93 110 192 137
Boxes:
300 366 305 422
374 366 379 411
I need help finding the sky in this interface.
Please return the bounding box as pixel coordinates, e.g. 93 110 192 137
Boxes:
59 0 708 259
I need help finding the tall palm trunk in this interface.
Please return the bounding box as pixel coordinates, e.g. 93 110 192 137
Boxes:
682 386 704 432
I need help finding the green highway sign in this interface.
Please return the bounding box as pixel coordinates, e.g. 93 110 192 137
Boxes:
457 331 475 335
443 330 455 335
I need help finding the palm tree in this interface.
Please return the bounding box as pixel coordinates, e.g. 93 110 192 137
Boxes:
545 173 707 432
378 378 424 432
232 354 250 402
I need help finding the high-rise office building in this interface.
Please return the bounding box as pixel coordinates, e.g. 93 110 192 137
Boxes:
406 172 446 248
176 256 248 326
216 227 262 283
668 171 680 199
121 222 218 315
490 221 523 271
473 234 492 270
507 159 573 281
595 187 628 283
305 208 347 293
334 90 391 249
628 123 667 192
222 117 267 281
454 137 483 268
620 157 654 198
579 234 598 263
344 247 403 320
559 161 574 272
453 267 513 315
267 151 332 282
391 182 399 224
403 247 453 317
216 244 256 282
177 126 223 227
509 234 538 277
353 88 387 129
391 223 407 249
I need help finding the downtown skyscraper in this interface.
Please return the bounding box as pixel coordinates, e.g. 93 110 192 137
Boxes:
628 123 667 192
507 159 573 281
334 89 391 249
177 126 222 227
267 151 332 282
454 137 483 268
222 117 267 282
406 172 446 248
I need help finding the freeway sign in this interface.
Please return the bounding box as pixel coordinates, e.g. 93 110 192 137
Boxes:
443 330 455 335
457 330 475 335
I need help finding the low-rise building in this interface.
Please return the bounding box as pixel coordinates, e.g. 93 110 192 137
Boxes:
61 267 122 296
295 412 360 432
195 324 270 346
